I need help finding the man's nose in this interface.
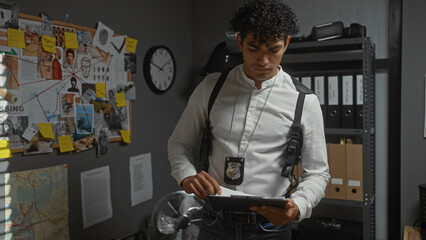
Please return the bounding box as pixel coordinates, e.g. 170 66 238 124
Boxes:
257 53 269 65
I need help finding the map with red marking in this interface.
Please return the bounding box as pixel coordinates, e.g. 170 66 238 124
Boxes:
3 164 69 240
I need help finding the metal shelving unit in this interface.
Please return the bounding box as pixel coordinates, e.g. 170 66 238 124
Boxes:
284 37 376 240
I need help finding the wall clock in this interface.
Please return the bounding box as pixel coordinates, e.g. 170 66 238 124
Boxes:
143 46 176 94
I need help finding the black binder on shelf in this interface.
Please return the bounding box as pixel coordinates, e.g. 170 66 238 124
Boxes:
326 74 341 128
341 74 356 128
314 75 327 125
355 74 363 128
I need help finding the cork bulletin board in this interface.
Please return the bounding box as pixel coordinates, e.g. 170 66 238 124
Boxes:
0 12 135 156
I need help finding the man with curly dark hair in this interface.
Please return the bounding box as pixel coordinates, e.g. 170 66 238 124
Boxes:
168 0 329 239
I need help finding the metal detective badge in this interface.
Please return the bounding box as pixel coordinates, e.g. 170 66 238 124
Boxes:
224 157 244 185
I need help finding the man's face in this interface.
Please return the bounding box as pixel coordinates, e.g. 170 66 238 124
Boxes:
67 52 74 64
238 32 290 82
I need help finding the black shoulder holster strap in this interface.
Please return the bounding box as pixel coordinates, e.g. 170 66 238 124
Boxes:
199 69 313 198
199 68 231 171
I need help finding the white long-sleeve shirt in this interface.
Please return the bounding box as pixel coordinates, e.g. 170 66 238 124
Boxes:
168 64 329 221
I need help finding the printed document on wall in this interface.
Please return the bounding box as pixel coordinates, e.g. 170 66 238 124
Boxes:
81 165 113 228
130 153 153 206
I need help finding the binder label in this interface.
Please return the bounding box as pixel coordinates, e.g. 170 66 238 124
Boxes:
314 76 325 104
342 76 353 105
301 77 311 89
331 178 343 185
328 76 338 105
348 180 361 187
356 75 363 105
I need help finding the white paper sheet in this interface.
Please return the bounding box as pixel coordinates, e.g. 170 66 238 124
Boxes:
81 165 113 228
218 186 254 197
129 153 153 206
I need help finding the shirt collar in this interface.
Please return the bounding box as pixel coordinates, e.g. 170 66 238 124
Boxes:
240 65 283 90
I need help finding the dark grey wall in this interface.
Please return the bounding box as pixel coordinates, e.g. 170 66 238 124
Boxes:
401 0 426 234
8 0 192 239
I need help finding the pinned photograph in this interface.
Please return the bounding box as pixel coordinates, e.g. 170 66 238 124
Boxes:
93 21 113 52
73 134 96 153
41 13 53 36
117 82 136 100
52 46 63 80
61 93 76 117
77 31 92 55
0 0 19 29
75 104 94 135
81 83 96 103
97 127 109 157
63 48 78 70
124 53 136 73
19 19 41 57
23 133 53 155
53 25 75 48
0 115 28 149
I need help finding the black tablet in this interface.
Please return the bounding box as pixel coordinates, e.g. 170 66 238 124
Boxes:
206 195 288 212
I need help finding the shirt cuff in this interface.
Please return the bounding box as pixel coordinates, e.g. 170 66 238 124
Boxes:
291 196 307 222
172 168 197 187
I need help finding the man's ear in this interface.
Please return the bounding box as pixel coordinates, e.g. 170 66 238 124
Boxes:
283 36 291 52
237 34 243 51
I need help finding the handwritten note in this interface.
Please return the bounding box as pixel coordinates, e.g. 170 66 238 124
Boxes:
120 130 131 143
64 32 79 49
38 123 55 139
126 37 138 53
96 83 106 98
58 135 74 153
41 35 56 53
116 93 126 107
7 28 25 48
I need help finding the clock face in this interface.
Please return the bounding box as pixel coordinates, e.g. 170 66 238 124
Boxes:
143 46 176 94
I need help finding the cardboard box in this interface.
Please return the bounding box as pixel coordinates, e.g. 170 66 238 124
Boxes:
327 143 346 200
324 144 330 198
346 144 363 201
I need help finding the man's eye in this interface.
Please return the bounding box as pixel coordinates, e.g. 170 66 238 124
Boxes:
248 48 257 52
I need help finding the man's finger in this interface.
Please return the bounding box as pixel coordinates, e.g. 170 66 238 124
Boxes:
191 177 209 198
200 171 222 195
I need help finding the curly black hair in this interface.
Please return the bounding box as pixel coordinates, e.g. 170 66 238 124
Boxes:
230 0 299 45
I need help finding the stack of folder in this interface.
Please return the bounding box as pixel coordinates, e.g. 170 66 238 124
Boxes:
295 73 364 129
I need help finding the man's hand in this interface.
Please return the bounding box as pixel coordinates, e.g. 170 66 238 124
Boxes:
250 198 300 226
180 171 222 199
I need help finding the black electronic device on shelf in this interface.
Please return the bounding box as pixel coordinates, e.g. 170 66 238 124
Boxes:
420 184 426 239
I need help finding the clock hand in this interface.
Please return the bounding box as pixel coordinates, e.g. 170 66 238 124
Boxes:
151 62 163 71
159 60 171 70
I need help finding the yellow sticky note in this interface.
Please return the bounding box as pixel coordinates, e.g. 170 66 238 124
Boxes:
96 83 106 98
41 35 56 53
7 28 25 48
64 32 79 49
58 135 74 153
126 37 138 53
116 92 126 107
0 140 9 148
120 130 131 143
0 140 11 158
38 123 55 139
